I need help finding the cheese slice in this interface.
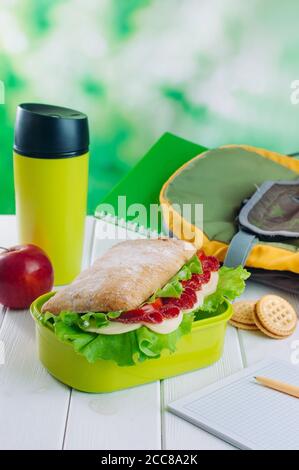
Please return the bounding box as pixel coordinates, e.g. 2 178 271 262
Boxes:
86 321 141 335
87 313 183 335
144 311 183 334
202 271 219 296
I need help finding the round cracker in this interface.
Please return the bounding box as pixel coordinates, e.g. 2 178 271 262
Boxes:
229 319 259 330
255 295 297 338
253 308 285 339
231 301 257 327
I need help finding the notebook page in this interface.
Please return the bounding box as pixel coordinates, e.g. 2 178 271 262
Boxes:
169 359 299 450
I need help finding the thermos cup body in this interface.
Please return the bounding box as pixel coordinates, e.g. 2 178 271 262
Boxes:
13 103 89 285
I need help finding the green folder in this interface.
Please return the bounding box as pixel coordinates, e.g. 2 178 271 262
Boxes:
95 132 207 232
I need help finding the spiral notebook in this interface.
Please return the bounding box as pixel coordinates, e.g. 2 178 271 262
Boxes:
92 132 206 261
169 359 299 450
91 212 160 261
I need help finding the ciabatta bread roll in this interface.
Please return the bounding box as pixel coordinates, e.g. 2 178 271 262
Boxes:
42 238 196 314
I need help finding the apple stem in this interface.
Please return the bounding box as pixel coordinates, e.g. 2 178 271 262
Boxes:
0 247 9 252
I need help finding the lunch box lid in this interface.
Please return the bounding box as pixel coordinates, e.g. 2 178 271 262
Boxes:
14 103 89 158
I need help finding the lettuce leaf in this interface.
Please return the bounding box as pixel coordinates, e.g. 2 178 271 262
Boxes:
154 278 183 298
185 254 202 275
150 254 202 300
40 310 194 366
136 313 194 358
195 266 250 319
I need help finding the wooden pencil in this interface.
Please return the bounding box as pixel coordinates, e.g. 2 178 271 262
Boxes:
255 376 299 398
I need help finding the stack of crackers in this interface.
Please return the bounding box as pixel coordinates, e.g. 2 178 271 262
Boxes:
230 295 298 339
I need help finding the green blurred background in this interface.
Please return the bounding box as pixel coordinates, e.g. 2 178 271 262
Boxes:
1 0 299 214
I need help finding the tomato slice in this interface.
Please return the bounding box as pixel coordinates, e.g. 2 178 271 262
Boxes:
150 298 163 309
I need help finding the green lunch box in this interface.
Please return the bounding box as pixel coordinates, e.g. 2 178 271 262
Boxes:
30 293 233 393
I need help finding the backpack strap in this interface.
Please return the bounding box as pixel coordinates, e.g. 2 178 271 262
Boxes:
223 230 257 267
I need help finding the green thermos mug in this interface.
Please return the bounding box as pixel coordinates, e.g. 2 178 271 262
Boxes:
13 103 89 285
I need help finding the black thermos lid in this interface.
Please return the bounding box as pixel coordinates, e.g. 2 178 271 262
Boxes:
14 103 89 158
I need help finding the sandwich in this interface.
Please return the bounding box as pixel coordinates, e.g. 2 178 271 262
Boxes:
36 238 249 366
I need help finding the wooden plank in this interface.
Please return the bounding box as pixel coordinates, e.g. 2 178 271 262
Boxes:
0 306 6 329
0 311 70 450
0 216 17 331
0 216 95 449
162 325 243 450
64 216 162 450
64 382 161 450
237 281 299 366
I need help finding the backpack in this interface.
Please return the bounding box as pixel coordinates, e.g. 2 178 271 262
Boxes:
160 145 299 293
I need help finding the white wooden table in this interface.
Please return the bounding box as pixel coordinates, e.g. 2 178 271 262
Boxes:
0 215 298 450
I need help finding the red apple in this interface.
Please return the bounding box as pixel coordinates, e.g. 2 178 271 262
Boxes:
0 244 54 309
